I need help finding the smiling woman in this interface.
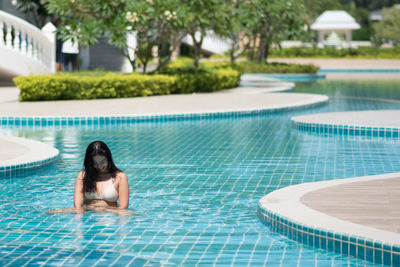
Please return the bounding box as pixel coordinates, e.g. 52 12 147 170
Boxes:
47 141 136 215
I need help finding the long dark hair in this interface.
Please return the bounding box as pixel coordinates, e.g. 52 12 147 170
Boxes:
83 141 121 193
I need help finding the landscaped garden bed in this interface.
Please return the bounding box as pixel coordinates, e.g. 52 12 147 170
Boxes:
14 59 317 101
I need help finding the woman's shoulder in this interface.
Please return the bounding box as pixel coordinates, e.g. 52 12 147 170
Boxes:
76 170 85 180
115 171 127 181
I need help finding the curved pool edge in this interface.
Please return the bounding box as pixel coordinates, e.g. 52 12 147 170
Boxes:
257 172 400 266
291 110 400 139
241 73 326 82
0 135 59 177
0 93 329 127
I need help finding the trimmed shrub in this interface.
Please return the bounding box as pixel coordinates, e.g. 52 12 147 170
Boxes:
15 57 315 101
15 73 175 101
269 46 400 59
156 63 241 94
14 67 241 101
238 61 318 74
168 58 318 74
170 68 241 94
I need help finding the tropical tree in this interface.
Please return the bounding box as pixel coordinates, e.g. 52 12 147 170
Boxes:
12 0 57 27
373 7 400 46
244 0 305 62
216 0 253 64
182 0 231 67
46 0 307 70
47 0 186 72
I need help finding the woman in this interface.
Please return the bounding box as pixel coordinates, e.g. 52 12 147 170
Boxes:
74 141 130 214
47 141 133 215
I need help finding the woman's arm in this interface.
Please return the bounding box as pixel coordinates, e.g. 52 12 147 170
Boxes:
117 172 129 209
74 171 85 210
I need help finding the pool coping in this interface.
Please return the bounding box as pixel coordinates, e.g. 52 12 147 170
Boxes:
0 135 59 177
320 69 400 73
258 172 400 266
241 73 326 82
0 93 329 127
291 110 400 139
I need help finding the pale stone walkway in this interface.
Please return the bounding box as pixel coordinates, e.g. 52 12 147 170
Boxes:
292 110 400 128
0 87 325 116
302 176 400 233
259 172 400 246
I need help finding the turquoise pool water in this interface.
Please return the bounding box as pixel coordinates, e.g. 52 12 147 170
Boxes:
1 80 400 266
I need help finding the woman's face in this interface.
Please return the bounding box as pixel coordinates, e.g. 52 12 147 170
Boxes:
92 154 108 173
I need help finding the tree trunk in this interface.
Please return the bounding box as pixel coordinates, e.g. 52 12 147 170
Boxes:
248 34 257 61
256 35 266 63
190 32 203 68
142 43 153 73
264 42 270 63
170 31 186 61
156 42 172 71
121 48 136 72
230 47 235 64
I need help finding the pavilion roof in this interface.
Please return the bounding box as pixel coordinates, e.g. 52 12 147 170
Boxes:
311 10 360 30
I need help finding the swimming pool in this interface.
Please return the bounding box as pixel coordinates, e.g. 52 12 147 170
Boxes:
1 79 400 266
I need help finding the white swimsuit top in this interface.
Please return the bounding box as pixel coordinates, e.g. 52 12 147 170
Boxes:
85 178 118 202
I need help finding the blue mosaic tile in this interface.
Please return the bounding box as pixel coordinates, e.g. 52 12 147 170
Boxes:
383 251 392 265
393 252 400 266
374 249 382 264
1 79 400 266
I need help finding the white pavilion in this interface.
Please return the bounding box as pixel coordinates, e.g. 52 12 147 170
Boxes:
311 10 360 47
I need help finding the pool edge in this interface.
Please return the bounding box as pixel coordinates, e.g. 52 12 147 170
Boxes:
257 172 400 266
0 135 59 177
0 93 329 127
291 110 400 140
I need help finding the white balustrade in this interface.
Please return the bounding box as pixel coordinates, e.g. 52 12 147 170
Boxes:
0 21 3 47
0 10 56 74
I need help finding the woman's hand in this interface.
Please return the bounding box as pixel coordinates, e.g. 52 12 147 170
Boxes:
74 207 85 214
45 207 86 214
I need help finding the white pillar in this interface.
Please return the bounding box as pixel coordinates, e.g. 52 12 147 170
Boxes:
0 21 3 47
152 45 158 63
41 22 57 73
126 30 136 62
318 31 324 43
80 46 90 70
346 30 352 44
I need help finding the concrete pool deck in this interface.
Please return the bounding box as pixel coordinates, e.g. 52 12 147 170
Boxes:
1 61 400 264
292 110 400 138
258 173 400 265
0 135 59 175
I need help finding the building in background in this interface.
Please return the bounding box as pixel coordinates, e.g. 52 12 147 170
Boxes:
311 10 360 48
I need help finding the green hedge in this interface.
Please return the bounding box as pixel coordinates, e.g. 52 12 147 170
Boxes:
156 61 241 94
269 46 400 59
14 67 241 101
167 68 241 94
15 58 314 101
168 58 318 74
15 73 175 101
237 61 318 74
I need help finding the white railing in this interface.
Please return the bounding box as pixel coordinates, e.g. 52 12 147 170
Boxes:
0 10 55 74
